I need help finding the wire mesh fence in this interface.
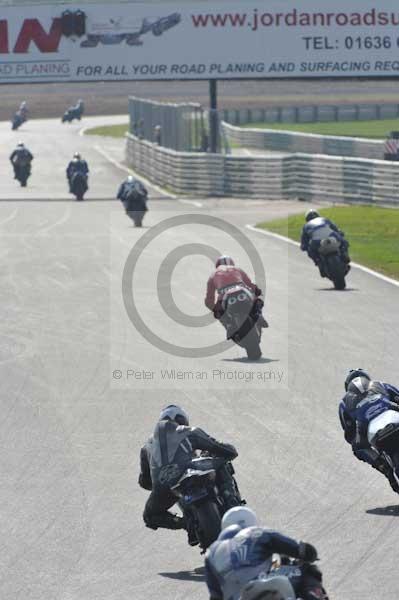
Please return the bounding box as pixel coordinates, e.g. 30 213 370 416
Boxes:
128 96 209 153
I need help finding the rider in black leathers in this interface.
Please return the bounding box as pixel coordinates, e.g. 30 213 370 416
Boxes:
66 152 89 192
301 209 350 277
139 405 239 544
10 142 33 180
117 175 148 214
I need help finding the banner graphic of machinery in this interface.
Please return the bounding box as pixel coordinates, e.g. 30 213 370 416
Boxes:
2 1 399 83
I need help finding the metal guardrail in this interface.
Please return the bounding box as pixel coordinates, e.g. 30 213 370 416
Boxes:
222 122 384 160
221 103 399 126
126 133 399 205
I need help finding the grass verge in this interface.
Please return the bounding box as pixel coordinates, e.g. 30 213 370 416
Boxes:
242 119 399 139
84 123 129 137
257 205 399 280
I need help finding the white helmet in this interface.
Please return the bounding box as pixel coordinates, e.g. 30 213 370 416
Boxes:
221 506 257 531
159 404 189 426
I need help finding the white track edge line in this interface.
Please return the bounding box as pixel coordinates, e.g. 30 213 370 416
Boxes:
245 224 399 288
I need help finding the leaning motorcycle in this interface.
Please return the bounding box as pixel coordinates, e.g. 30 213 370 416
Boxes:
70 172 88 201
368 409 399 492
12 112 26 131
241 558 329 600
62 107 82 123
171 454 243 551
221 285 262 360
317 236 349 290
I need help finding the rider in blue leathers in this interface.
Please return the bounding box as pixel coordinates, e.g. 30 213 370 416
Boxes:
339 369 399 492
301 209 350 277
205 506 327 600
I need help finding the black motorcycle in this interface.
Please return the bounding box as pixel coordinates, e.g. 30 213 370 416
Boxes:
14 163 31 187
317 236 349 290
221 286 263 360
12 112 26 131
70 172 88 201
62 107 82 123
124 188 148 227
171 455 243 551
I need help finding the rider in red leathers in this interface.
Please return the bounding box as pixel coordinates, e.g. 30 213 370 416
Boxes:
205 256 268 327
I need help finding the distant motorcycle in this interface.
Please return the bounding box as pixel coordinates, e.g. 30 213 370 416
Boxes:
317 236 349 290
14 164 31 187
11 111 26 131
171 454 243 551
221 285 263 360
124 187 148 227
70 172 88 201
62 106 82 123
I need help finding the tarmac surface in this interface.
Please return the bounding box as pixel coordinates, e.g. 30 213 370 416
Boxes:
1 116 399 600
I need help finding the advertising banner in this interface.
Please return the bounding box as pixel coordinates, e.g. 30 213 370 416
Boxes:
2 1 399 83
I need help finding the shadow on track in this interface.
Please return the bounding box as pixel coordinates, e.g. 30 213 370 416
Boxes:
221 357 279 365
366 505 399 517
316 287 358 292
159 566 205 582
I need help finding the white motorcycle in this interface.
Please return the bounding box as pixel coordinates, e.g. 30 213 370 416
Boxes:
367 408 399 490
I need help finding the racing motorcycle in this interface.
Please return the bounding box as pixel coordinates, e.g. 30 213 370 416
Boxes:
171 454 243 551
317 236 349 290
14 163 31 187
11 111 26 131
241 559 329 600
70 172 88 201
221 285 263 360
368 406 399 492
62 107 82 123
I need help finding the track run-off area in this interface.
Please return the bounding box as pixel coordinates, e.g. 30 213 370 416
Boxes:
0 116 398 600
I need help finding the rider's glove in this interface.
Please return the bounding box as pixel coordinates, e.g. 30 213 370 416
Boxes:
299 542 318 563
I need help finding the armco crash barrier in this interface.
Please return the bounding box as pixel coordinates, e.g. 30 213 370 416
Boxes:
126 133 399 205
222 122 384 160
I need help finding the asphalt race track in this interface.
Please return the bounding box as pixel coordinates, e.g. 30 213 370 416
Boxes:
1 116 399 600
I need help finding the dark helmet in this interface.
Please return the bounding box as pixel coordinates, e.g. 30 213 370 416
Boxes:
345 369 371 391
305 209 320 222
159 404 189 426
216 255 235 268
347 376 371 397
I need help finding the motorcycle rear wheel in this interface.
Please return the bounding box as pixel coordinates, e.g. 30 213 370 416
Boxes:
195 501 221 549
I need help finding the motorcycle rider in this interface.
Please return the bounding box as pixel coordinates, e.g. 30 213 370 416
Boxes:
300 209 350 277
19 101 28 120
205 506 327 600
9 142 33 180
205 256 268 328
66 152 89 192
339 369 399 492
139 405 239 545
117 175 148 218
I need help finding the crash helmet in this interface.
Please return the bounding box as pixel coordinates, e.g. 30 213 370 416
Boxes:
159 404 189 426
221 506 258 531
345 369 371 391
347 376 371 397
73 152 81 160
127 175 135 183
17 141 24 147
305 209 320 222
216 255 235 268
